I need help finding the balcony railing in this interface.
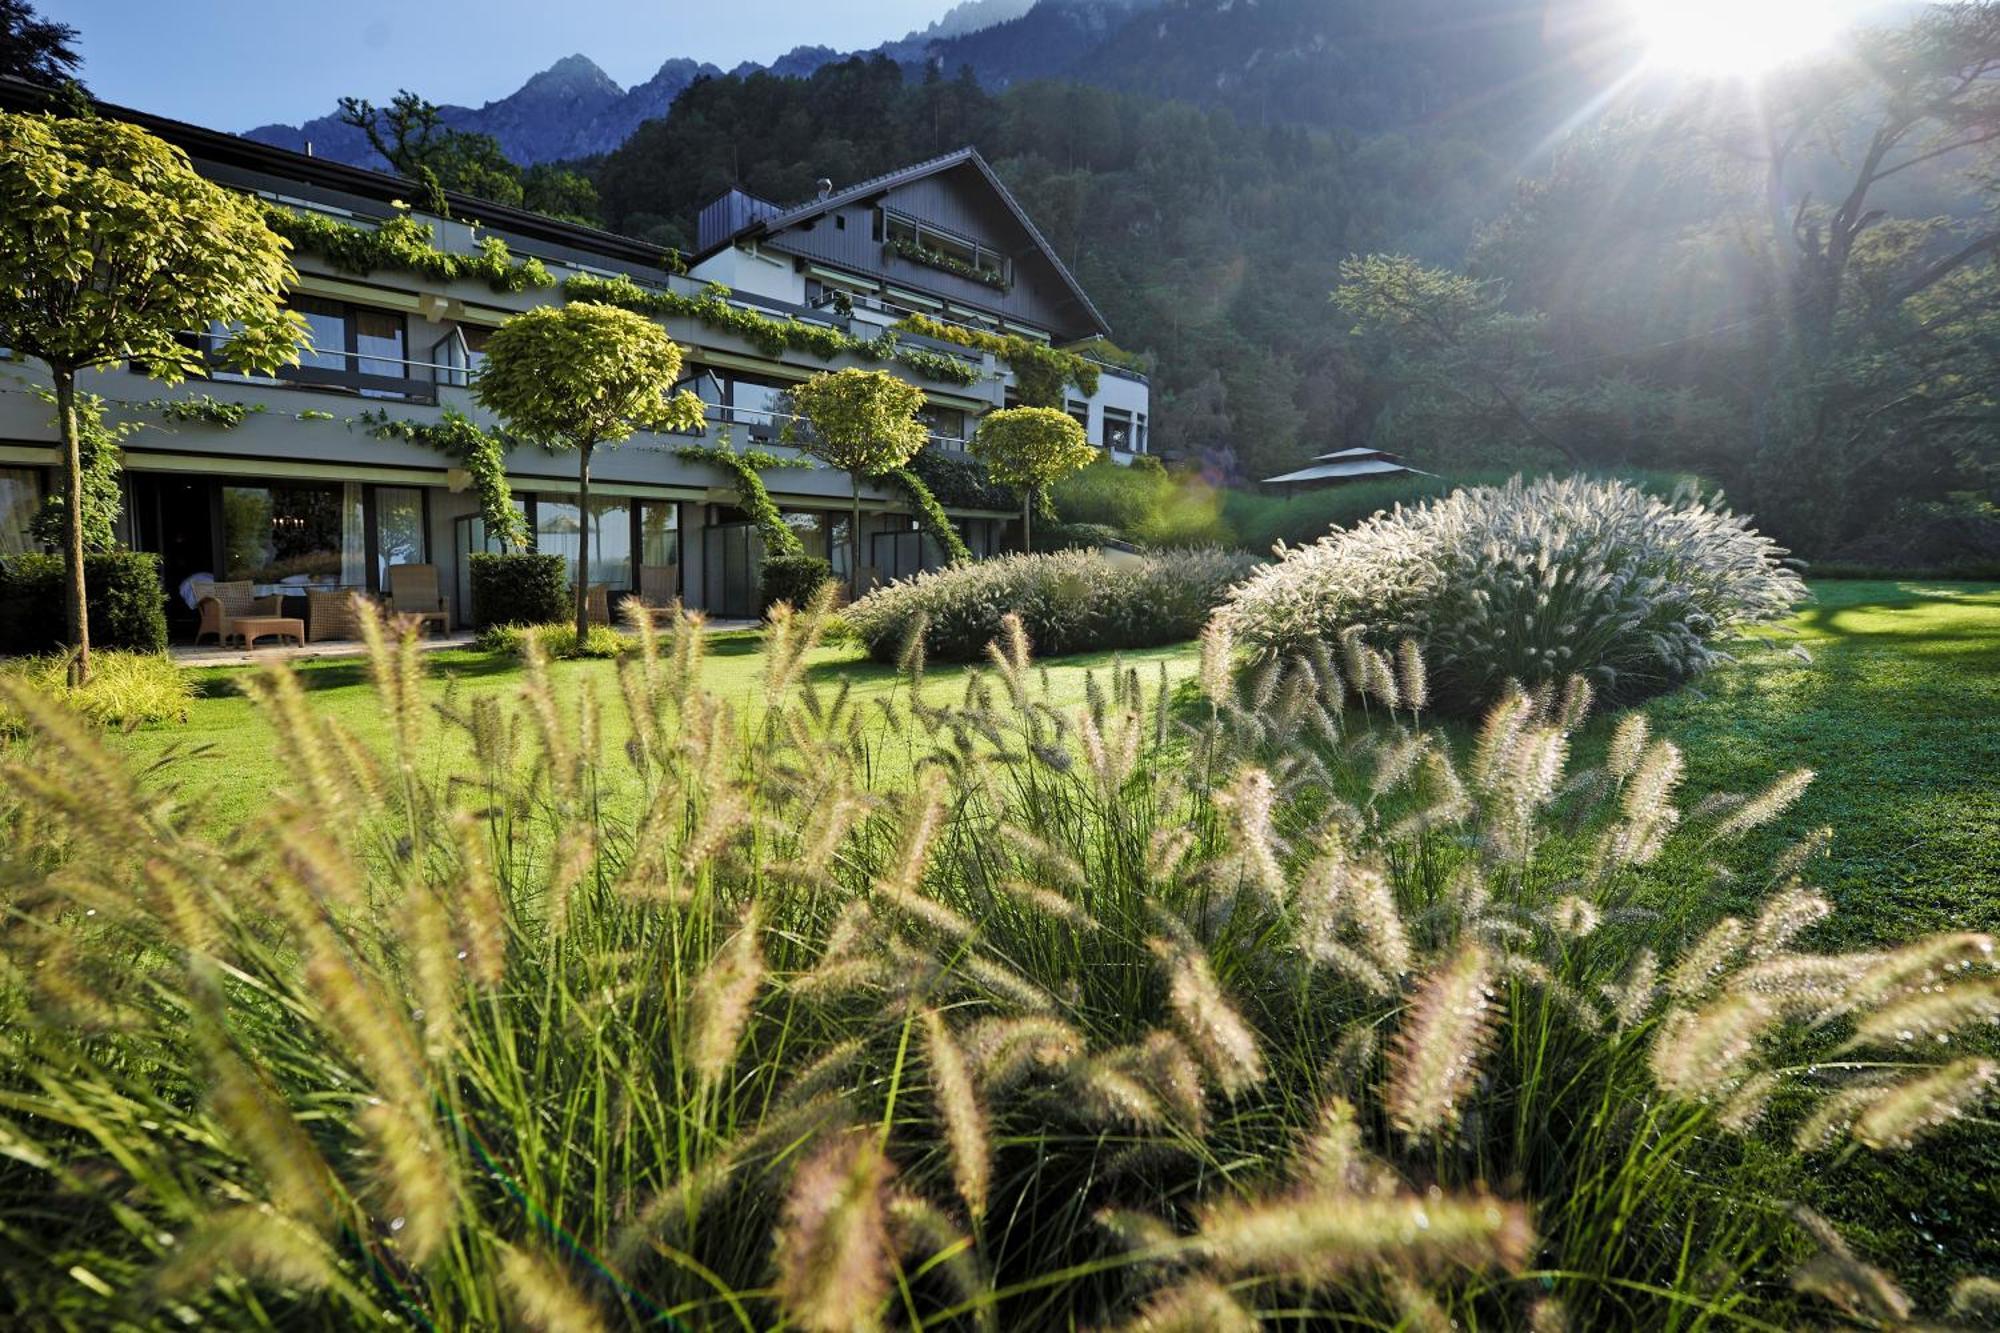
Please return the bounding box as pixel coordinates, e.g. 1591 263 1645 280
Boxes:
193 331 449 404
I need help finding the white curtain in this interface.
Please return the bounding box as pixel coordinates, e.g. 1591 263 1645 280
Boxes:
341 482 367 587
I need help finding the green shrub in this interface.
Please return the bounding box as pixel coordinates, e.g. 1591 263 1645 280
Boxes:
1221 474 1805 712
0 600 1983 1330
758 553 833 615
1220 472 1472 552
468 552 569 628
906 447 1017 511
845 546 1260 662
0 649 191 734
1050 455 1229 547
475 621 628 659
0 551 167 655
1036 520 1130 552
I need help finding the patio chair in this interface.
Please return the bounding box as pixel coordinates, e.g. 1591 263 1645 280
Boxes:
306 587 368 643
385 563 450 636
194 580 282 646
587 584 610 626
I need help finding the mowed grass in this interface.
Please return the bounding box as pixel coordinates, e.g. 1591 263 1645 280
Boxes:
104 631 1205 829
85 579 2000 1295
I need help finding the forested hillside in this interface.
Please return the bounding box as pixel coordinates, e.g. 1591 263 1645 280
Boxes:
596 58 1523 481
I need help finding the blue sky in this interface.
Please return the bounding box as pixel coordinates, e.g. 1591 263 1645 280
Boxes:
50 1 946 131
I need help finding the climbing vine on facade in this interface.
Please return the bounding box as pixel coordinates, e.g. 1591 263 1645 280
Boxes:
892 313 1098 406
261 204 553 294
356 408 528 548
562 274 982 388
675 440 806 557
885 463 972 565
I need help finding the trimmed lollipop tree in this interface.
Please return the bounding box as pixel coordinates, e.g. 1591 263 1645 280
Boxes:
0 111 304 682
970 405 1094 553
473 302 703 640
785 368 929 598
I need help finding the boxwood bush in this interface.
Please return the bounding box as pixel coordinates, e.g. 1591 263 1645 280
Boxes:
846 546 1260 662
758 554 833 615
1220 474 1805 712
468 552 569 628
0 551 167 655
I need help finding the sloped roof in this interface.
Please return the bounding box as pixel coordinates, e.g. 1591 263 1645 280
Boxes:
1260 457 1433 486
694 146 1112 339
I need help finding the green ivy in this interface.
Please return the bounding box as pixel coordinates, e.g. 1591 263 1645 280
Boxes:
299 410 337 421
675 440 805 557
263 204 553 295
885 464 973 565
892 314 1098 406
27 390 129 554
886 236 1009 290
144 394 265 428
563 274 982 389
357 408 528 548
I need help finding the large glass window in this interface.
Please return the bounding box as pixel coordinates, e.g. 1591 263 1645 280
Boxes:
919 405 967 449
0 468 40 555
222 483 346 587
374 487 426 585
536 494 633 589
781 510 830 562
640 501 679 568
723 375 795 444
1103 408 1134 453
225 296 410 398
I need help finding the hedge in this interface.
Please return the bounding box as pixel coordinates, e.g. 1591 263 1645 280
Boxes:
468 553 570 628
759 554 835 616
0 551 168 655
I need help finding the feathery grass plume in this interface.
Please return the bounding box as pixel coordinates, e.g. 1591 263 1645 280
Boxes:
1788 1206 1914 1324
879 769 949 899
1605 712 1650 781
154 1206 337 1298
1370 732 1430 801
1134 1029 1208 1131
895 610 930 688
451 812 507 988
1747 885 1833 960
779 1038 868 1110
1197 617 1235 708
358 601 428 777
1548 894 1601 938
964 1016 1084 1088
1732 953 1862 1011
1116 1277 1259 1333
1469 687 1532 790
1209 765 1286 906
1846 976 2000 1050
1384 944 1498 1141
234 664 346 813
1826 932 1996 1021
1198 1186 1532 1282
1717 1071 1781 1133
404 883 461 1062
997 877 1099 928
774 1130 895 1333
1647 993 1778 1099
1383 1271 1453 1333
1793 1083 1894 1152
1396 637 1429 714
1148 826 1198 883
956 950 1058 1013
301 949 425 1116
544 826 597 936
1618 738 1685 864
358 1100 456 1263
1296 1095 1390 1196
690 904 765 1091
1151 938 1266 1097
920 1010 990 1220
1949 1276 2000 1322
499 1244 609 1333
1705 768 1814 845
1363 646 1401 711
1849 1058 1999 1150
1066 1054 1168 1127
204 1044 340 1231
1345 858 1413 980
886 1192 989 1318
1096 1207 1182 1257
1666 917 1747 999
1769 825 1834 886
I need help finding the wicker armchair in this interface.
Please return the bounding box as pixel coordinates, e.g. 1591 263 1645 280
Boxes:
586 584 610 626
195 580 281 646
385 564 450 635
306 587 368 643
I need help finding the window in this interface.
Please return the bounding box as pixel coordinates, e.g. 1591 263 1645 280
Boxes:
1134 413 1148 455
0 467 40 555
536 494 633 589
919 405 967 449
640 501 679 568
881 209 1010 286
1103 408 1134 453
222 483 347 586
723 374 795 443
373 486 426 586
213 296 414 399
1066 400 1090 437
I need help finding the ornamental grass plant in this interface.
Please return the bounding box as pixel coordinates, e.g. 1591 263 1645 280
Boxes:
1221 474 1806 713
0 598 1991 1330
844 547 1260 663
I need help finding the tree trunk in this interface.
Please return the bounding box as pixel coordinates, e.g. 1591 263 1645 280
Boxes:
575 441 594 643
849 474 864 602
1022 493 1033 555
55 368 89 687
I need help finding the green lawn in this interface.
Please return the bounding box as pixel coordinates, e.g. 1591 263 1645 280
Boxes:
96 579 2000 1294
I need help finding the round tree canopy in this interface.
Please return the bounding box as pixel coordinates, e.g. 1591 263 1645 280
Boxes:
473 301 703 450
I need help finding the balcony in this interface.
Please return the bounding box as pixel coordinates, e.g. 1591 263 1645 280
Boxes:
194 329 449 405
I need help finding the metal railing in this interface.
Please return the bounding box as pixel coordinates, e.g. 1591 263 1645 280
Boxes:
194 331 451 404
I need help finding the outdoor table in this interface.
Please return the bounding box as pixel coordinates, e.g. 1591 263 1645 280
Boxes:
231 615 306 649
